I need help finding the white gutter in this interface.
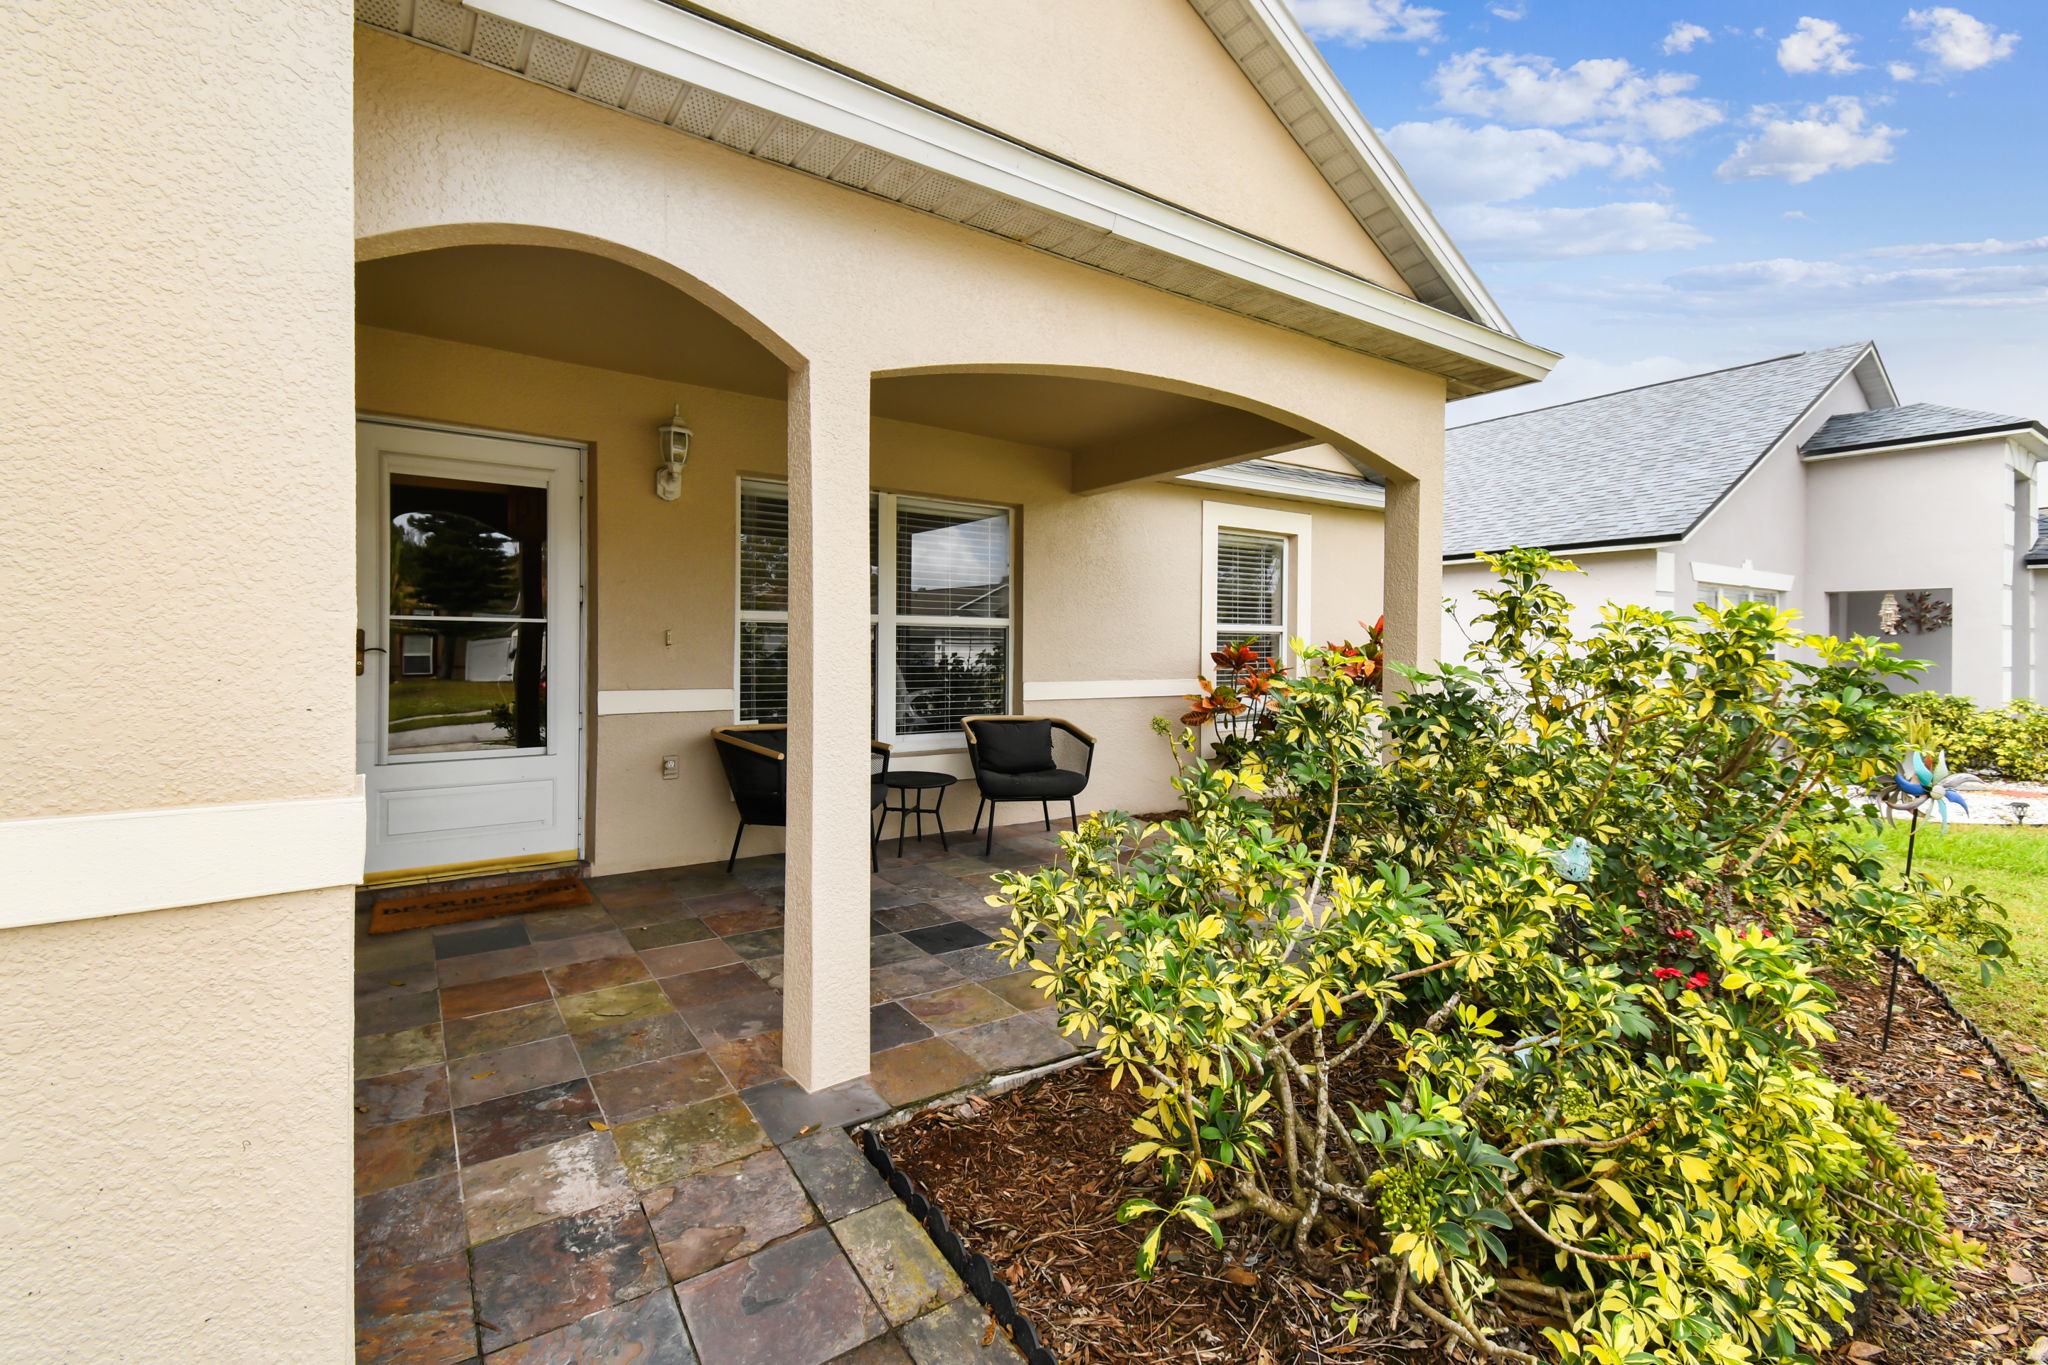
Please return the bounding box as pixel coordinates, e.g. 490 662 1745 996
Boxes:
457 0 1557 389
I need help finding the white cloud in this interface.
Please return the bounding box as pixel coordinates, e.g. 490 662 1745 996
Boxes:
1776 17 1862 74
1661 22 1711 55
1443 201 1710 259
1380 120 1656 206
1888 61 1920 80
1288 0 1442 44
1715 97 1900 184
1544 256 2048 315
1430 50 1722 140
1489 2 1526 18
1784 209 1811 220
1905 7 2019 72
1864 235 2048 259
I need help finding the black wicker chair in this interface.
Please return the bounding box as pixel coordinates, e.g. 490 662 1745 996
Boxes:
960 715 1096 855
710 725 892 871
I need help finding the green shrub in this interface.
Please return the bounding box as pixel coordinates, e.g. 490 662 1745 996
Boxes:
991 547 2009 1364
1900 691 2048 781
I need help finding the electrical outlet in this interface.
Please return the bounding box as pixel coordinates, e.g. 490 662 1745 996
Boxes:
660 755 679 780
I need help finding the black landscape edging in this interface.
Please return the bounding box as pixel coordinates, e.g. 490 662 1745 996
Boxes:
858 1126 1059 1365
1885 948 2048 1122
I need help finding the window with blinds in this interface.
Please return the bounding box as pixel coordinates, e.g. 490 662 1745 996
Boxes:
1214 530 1287 671
736 480 1012 743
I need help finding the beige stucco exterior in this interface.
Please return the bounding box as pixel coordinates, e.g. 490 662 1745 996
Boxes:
5 1 1544 1353
3 2 357 1359
699 0 1415 293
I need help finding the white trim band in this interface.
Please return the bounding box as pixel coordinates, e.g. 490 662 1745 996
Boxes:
0 786 367 931
1692 561 1796 594
1022 679 1200 703
596 688 737 716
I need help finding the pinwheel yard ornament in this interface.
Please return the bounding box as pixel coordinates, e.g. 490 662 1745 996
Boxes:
1873 748 1983 1051
1881 748 1983 828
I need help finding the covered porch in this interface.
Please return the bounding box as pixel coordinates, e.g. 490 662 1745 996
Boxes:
354 230 1436 1095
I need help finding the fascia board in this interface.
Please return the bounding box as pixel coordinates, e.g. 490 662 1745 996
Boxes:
468 0 1556 384
1228 0 1515 336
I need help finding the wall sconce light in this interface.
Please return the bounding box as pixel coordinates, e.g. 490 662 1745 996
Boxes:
655 404 692 501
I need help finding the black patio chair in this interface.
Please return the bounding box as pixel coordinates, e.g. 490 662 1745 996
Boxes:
710 725 892 872
960 715 1096 855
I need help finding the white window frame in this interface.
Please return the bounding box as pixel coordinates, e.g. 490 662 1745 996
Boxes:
399 633 435 677
735 479 1016 753
1200 501 1313 677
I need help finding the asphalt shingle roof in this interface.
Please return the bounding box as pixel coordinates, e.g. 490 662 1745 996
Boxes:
1444 342 1872 559
2029 513 2048 567
1802 402 2042 455
1237 459 1383 489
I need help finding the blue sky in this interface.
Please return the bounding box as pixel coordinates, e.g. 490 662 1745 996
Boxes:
1288 1 2044 422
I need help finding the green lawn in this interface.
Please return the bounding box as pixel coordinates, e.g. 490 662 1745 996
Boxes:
1878 822 2048 1087
388 679 511 722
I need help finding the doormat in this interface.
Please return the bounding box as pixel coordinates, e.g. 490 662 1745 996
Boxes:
367 877 593 934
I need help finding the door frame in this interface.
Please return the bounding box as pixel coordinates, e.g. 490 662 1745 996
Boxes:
355 413 590 882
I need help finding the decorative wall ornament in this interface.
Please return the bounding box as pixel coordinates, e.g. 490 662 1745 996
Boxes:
1879 590 1950 636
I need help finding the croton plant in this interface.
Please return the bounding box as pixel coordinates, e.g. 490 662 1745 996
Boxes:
990 548 2010 1364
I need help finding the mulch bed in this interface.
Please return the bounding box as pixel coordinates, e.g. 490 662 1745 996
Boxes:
885 968 2048 1364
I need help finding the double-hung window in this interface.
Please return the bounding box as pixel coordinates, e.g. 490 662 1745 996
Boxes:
1201 502 1311 683
736 479 1013 748
1213 530 1288 670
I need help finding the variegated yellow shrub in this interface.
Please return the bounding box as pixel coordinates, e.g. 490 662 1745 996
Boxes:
990 548 2007 1364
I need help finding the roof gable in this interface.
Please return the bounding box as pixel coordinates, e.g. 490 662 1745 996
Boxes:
1802 402 2044 456
1444 342 1874 558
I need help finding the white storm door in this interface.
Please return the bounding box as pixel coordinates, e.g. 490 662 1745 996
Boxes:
355 420 584 878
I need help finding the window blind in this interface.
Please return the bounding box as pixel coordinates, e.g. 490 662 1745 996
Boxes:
735 481 1012 739
1215 530 1285 672
895 624 1007 735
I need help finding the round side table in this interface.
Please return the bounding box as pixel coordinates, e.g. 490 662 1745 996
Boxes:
882 770 957 856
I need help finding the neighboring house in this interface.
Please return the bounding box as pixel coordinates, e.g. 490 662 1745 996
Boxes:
1443 342 2048 702
4 2 1554 1356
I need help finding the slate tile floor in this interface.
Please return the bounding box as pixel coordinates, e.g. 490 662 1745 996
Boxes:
354 826 1073 1364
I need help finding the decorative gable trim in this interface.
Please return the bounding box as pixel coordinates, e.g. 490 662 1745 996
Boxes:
1188 0 1512 333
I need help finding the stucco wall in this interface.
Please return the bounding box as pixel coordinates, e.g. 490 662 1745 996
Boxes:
6 3 357 819
1679 370 1869 625
0 889 355 1363
4 3 355 1360
1444 549 1659 649
359 325 1387 873
696 0 1411 293
1807 439 2021 702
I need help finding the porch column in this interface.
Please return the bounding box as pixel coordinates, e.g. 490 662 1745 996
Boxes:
783 359 873 1090
1382 470 1444 681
